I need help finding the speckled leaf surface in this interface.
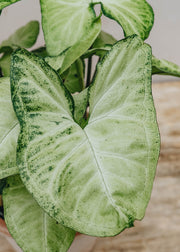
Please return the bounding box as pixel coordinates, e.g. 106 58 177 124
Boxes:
0 77 19 179
3 175 75 252
0 21 39 53
40 0 101 56
0 0 20 10
152 56 180 77
11 36 160 236
93 0 154 40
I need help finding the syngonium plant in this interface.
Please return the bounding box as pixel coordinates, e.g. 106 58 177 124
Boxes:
0 0 180 251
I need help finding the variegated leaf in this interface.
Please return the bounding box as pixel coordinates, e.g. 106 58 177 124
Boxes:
152 55 180 77
3 175 75 252
40 0 101 57
0 77 19 179
94 0 154 40
11 36 160 236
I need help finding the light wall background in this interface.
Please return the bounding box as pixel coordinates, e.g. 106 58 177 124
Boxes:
0 0 180 82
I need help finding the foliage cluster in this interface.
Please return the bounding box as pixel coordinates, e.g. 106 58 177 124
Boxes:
0 1 180 251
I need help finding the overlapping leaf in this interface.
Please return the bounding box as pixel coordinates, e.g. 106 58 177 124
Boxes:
95 0 154 40
0 53 11 76
73 88 88 127
40 0 101 57
93 30 117 48
0 77 19 179
3 176 75 252
152 56 180 77
60 19 101 73
0 21 39 53
46 54 85 93
83 30 116 58
0 0 20 10
64 58 85 93
11 36 160 236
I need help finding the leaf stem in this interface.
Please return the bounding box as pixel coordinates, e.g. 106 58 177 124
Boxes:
0 68 3 77
86 56 92 87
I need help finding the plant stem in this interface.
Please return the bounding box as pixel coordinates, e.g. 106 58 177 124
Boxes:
0 68 3 77
86 56 92 87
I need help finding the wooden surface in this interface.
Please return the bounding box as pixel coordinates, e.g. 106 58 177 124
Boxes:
91 81 180 252
0 81 180 252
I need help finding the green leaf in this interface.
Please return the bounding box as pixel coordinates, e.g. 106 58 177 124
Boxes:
93 30 117 48
44 18 101 74
40 0 101 57
0 77 19 179
83 47 110 58
73 88 88 127
152 55 180 77
3 175 75 252
0 53 11 76
45 50 68 71
60 17 101 73
0 21 39 53
0 178 6 194
0 0 20 10
11 36 160 236
64 58 85 93
83 31 116 58
93 0 154 40
32 47 48 57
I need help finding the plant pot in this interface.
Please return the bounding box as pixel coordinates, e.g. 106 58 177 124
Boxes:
0 218 97 252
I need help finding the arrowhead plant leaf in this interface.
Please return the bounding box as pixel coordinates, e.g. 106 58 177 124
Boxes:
94 0 154 40
11 35 160 236
44 17 101 74
0 0 20 10
0 21 39 53
0 77 19 179
3 175 75 252
60 17 101 73
152 55 180 77
40 0 101 57
40 0 153 68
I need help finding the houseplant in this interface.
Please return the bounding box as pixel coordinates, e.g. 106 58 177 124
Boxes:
0 0 180 251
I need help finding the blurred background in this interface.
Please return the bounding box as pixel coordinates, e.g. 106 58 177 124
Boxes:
0 1 180 252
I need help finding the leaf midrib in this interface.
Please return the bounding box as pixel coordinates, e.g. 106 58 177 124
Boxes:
0 121 19 145
83 128 129 221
